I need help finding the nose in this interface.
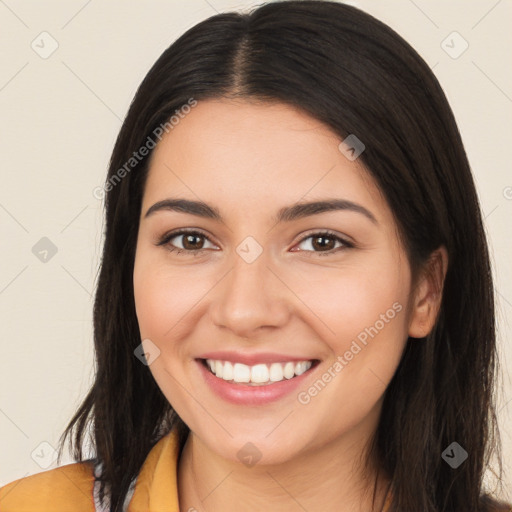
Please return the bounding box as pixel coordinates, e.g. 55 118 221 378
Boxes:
209 250 291 339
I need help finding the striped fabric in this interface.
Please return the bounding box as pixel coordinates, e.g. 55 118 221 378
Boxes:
92 461 137 511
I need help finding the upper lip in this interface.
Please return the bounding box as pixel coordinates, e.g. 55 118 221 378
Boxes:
197 351 318 366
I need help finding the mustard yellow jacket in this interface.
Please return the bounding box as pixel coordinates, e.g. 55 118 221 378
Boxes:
3 429 512 512
0 429 180 512
0 427 405 512
0 426 395 511
4 429 511 512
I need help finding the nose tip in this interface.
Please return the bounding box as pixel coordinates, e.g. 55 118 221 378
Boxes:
209 259 291 338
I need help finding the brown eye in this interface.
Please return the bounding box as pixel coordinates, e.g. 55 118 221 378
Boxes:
294 231 353 256
180 233 205 250
157 230 216 255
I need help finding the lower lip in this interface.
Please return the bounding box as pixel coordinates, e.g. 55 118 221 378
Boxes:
196 359 319 406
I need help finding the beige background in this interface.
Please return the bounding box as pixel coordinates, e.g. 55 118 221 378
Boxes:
0 0 510 500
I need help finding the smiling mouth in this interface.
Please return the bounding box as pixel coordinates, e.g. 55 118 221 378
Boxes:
199 358 320 386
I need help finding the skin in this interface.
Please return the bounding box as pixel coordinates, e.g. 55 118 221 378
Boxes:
133 98 448 512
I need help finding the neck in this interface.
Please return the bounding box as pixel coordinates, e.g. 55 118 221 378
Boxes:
177 423 390 512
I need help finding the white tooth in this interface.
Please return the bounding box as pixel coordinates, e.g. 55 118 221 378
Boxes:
208 359 313 384
283 362 295 379
269 362 284 382
222 361 234 381
233 363 251 383
251 364 269 383
215 360 224 378
294 361 307 376
294 361 313 376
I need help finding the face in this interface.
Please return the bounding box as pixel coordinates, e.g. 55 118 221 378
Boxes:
133 98 421 466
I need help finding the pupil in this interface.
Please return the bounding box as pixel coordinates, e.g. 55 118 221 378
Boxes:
184 234 203 250
313 236 333 251
183 235 199 249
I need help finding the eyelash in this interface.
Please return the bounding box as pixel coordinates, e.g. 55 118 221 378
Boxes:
156 229 354 257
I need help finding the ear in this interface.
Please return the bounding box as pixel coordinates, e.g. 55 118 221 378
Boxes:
408 246 449 339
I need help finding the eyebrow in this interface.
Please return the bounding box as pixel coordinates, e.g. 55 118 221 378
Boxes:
144 198 377 225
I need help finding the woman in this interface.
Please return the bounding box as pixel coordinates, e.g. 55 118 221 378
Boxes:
1 1 510 511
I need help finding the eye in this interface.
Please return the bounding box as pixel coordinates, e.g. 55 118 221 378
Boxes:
292 230 353 256
156 229 353 257
156 229 217 256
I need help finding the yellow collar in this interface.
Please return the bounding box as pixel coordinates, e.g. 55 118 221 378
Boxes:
128 428 392 512
127 428 181 511
0 426 392 511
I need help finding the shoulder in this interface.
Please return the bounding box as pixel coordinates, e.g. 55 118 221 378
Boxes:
484 501 512 512
0 461 95 512
480 493 512 512
484 503 512 512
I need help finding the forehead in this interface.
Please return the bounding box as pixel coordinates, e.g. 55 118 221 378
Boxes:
143 98 389 225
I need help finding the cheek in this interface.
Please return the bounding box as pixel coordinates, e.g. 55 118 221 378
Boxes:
295 259 409 413
133 248 206 341
289 254 410 411
291 254 410 349
132 254 206 406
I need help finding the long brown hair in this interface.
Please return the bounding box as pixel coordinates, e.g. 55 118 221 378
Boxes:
57 1 508 510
